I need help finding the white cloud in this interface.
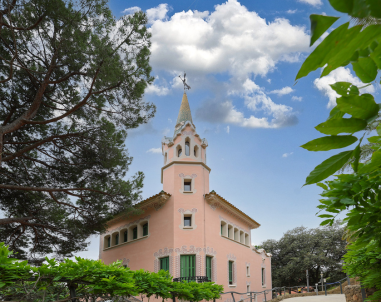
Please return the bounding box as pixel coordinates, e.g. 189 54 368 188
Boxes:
168 118 172 123
267 79 271 84
314 67 375 108
149 0 309 78
287 9 298 14
146 148 162 154
298 0 322 7
122 6 140 15
292 96 303 101
282 152 293 158
225 125 230 134
162 128 170 135
147 4 169 24
198 79 298 129
270 86 294 96
145 83 170 96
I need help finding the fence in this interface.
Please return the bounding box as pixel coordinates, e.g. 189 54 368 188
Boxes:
216 275 352 302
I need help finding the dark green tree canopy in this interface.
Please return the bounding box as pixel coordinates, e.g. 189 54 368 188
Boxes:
261 221 346 287
0 0 155 262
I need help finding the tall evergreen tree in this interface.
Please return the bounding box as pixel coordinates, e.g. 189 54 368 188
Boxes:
0 0 155 262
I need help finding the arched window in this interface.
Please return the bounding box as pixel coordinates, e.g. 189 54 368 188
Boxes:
177 146 182 157
194 145 199 157
185 138 190 156
164 153 167 164
115 233 119 245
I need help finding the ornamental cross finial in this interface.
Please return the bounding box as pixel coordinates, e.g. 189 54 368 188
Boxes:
179 72 191 92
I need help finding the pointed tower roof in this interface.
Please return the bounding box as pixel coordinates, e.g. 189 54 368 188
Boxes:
176 93 193 126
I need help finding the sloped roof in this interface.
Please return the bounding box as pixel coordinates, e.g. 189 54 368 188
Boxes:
204 191 260 229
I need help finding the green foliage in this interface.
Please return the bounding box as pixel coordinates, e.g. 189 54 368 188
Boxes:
261 222 347 288
0 0 155 261
0 243 223 301
297 0 381 299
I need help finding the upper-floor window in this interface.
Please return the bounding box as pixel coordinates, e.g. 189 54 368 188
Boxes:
184 215 192 227
194 145 199 157
164 153 167 164
133 226 138 240
115 233 119 245
184 181 191 191
178 148 182 157
143 222 148 236
107 236 111 248
229 261 234 285
185 139 190 156
247 265 250 276
262 268 266 286
124 230 128 242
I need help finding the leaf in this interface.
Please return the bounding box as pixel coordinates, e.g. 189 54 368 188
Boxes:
337 94 379 120
310 15 340 46
353 143 361 172
359 149 381 173
304 150 354 185
320 219 333 226
318 214 335 218
377 124 381 136
340 198 356 205
317 182 328 190
370 42 381 69
301 136 357 151
328 0 353 13
330 82 359 96
315 118 367 135
328 106 345 120
352 57 378 83
367 136 381 143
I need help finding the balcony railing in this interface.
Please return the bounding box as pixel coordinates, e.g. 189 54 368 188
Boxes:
173 276 210 283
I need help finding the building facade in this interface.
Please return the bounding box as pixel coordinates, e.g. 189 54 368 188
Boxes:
99 93 272 300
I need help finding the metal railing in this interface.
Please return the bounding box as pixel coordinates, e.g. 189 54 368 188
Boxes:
173 276 210 283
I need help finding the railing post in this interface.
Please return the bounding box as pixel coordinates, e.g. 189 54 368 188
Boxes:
347 275 351 285
325 284 327 296
264 291 267 302
340 283 343 294
250 292 253 302
231 292 236 302
172 293 176 302
361 283 366 301
316 284 318 296
283 287 286 297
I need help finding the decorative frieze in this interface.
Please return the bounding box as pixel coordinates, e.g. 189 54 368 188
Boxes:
154 248 173 274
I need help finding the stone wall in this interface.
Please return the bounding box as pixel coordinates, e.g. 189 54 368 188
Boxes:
344 285 362 302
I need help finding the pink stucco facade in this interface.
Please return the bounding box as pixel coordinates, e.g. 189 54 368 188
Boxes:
99 93 272 301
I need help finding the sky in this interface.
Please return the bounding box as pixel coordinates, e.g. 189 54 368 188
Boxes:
77 0 377 259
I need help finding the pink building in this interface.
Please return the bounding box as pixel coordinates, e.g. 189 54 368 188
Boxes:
99 93 272 299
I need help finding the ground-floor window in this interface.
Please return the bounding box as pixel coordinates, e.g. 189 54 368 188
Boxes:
180 255 195 278
229 261 234 285
160 257 169 272
206 256 212 281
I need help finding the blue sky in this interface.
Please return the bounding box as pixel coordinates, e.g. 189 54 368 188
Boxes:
78 0 377 259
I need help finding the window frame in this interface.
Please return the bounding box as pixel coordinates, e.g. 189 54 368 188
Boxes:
262 267 266 287
123 230 128 242
160 256 170 272
143 222 148 236
184 215 192 227
133 226 138 240
180 255 196 278
229 261 234 285
206 256 212 281
184 180 191 192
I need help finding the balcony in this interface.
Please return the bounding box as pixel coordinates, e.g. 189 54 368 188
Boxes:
173 276 210 283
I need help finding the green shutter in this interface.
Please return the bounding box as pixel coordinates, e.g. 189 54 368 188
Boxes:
229 261 233 284
160 257 169 271
133 227 137 239
180 255 196 278
206 256 212 281
143 223 148 236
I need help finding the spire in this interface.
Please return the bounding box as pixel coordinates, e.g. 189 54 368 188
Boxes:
176 93 193 126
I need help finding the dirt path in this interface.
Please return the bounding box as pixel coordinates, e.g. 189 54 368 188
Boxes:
281 295 345 302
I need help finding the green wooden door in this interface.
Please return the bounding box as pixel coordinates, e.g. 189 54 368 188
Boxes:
206 256 212 281
180 255 196 278
160 257 169 271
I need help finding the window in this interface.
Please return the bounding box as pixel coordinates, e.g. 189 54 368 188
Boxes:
185 139 190 156
115 233 119 245
178 147 182 157
184 216 192 227
133 226 138 240
206 256 212 281
262 268 265 286
180 255 195 278
123 230 128 242
143 223 148 236
164 153 167 164
107 236 111 248
194 145 199 157
247 285 250 293
160 257 169 272
184 181 191 191
247 265 250 276
229 261 233 285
